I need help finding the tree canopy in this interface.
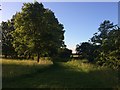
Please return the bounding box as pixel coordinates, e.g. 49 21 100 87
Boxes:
11 2 65 62
76 20 120 69
1 2 119 69
1 18 17 58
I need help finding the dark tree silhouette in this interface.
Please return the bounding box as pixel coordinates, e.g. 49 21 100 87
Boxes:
1 19 17 58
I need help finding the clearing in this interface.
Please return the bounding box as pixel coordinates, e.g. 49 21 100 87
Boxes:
2 59 119 88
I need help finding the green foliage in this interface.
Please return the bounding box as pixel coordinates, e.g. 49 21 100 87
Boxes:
58 48 72 59
1 19 17 58
76 42 98 62
91 20 114 45
51 47 72 62
76 20 120 69
96 26 120 69
94 21 120 68
11 2 65 62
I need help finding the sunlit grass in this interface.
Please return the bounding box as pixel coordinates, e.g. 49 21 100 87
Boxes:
2 59 53 79
64 60 108 72
2 58 119 88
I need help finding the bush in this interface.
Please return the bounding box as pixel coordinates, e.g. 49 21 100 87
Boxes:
51 56 71 63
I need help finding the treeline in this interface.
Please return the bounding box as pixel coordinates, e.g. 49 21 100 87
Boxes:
76 20 120 69
1 2 120 69
1 2 72 62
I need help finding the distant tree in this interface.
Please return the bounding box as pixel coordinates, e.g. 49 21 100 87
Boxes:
11 2 65 62
76 42 98 62
58 48 72 58
51 47 72 62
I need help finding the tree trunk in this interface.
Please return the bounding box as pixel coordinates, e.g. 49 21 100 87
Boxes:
37 52 40 62
5 54 7 58
32 56 34 60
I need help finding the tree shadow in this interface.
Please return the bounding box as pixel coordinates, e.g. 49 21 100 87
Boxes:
2 62 119 89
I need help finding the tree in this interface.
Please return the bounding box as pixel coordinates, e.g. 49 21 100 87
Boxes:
91 20 119 69
90 20 115 62
76 42 98 62
58 47 72 61
51 46 72 62
11 2 65 62
1 20 17 58
76 20 120 68
97 26 120 68
91 20 114 45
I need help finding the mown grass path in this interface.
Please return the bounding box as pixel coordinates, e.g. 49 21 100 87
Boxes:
2 59 119 89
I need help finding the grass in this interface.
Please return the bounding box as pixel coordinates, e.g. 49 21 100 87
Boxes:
2 59 52 79
2 59 119 89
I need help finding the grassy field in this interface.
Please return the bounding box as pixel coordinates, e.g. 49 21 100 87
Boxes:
2 59 119 89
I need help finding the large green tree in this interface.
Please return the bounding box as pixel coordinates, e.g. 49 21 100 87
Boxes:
11 2 65 62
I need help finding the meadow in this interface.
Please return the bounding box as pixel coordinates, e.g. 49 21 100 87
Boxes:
2 59 119 89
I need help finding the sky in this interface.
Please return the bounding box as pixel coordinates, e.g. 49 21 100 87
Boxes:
0 2 118 53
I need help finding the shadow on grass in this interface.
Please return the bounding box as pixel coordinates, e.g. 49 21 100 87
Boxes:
2 63 53 81
2 62 119 89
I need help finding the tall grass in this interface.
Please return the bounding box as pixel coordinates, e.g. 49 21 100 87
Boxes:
2 59 119 88
2 59 53 79
64 60 110 72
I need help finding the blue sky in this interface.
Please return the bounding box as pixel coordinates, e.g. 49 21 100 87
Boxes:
0 2 118 52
